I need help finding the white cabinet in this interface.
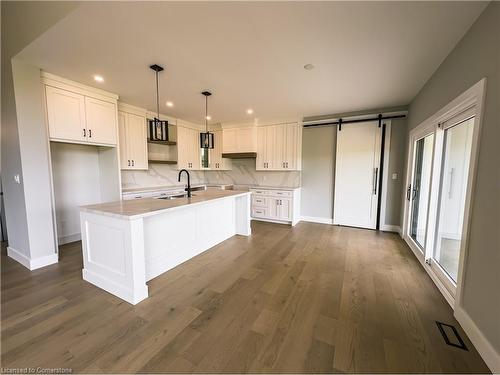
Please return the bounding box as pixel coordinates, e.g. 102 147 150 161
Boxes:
46 86 86 142
85 97 118 145
177 126 200 170
250 188 300 225
222 127 256 154
256 126 276 170
209 130 231 170
256 123 301 171
118 110 148 170
45 84 118 146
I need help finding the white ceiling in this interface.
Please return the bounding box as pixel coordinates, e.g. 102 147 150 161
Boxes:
17 1 487 124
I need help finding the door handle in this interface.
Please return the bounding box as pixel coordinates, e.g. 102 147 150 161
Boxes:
412 187 418 201
406 185 411 201
373 168 378 195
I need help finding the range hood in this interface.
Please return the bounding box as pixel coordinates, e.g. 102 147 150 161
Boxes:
221 152 257 159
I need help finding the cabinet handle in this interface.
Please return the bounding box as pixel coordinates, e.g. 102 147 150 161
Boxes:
89 129 92 138
132 160 135 167
286 162 288 168
83 128 86 137
128 160 130 167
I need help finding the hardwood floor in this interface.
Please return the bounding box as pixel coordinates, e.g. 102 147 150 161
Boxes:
1 221 490 373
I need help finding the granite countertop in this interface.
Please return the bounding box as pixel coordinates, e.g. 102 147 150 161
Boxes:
81 190 250 220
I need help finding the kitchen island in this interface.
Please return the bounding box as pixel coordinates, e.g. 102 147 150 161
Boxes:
79 190 251 304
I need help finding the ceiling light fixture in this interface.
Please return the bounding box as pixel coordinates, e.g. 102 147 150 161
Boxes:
200 91 214 149
148 64 169 141
246 109 254 115
166 101 173 107
93 75 104 82
304 64 314 71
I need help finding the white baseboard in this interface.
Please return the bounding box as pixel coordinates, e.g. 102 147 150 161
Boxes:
455 307 500 373
58 233 81 245
381 224 401 233
300 216 334 225
7 246 58 270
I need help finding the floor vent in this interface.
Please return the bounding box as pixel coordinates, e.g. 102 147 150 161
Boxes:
436 321 468 351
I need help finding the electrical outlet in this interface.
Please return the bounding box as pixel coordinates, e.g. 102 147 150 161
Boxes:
14 174 20 184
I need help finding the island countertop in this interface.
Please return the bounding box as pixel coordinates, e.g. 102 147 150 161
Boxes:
80 189 250 220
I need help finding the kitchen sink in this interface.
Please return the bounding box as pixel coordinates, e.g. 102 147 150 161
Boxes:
157 193 196 200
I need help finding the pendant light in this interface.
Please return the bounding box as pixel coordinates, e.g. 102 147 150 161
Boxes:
200 91 214 149
148 64 169 141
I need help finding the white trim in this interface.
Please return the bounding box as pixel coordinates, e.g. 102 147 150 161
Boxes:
251 217 293 226
7 247 58 270
58 233 81 245
118 102 148 117
41 71 119 102
302 110 408 127
300 216 334 225
455 307 500 373
381 224 400 233
379 120 392 230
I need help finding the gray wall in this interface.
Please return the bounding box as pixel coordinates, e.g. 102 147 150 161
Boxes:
301 119 407 226
407 2 499 354
385 117 407 227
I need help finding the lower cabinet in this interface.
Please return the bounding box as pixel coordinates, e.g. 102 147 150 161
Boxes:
250 188 300 226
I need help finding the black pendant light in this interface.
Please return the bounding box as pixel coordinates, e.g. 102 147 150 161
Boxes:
200 91 214 149
148 64 169 141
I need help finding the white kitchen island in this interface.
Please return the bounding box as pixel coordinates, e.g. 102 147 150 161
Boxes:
79 190 251 304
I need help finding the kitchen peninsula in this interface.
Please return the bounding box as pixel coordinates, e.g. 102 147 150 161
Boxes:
79 189 251 304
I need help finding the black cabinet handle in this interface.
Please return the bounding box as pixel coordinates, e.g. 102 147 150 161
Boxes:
407 185 411 201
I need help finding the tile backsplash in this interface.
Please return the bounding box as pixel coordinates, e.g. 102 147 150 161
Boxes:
121 159 301 190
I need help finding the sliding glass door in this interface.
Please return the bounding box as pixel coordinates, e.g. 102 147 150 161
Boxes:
408 133 434 251
430 116 474 290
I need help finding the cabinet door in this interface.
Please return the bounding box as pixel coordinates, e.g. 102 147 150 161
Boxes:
45 86 86 142
278 198 292 221
189 128 201 170
284 123 298 170
237 127 256 152
273 124 286 170
127 113 148 169
118 111 129 169
268 197 280 219
265 126 277 169
85 97 117 145
176 126 190 169
222 128 237 153
256 127 267 170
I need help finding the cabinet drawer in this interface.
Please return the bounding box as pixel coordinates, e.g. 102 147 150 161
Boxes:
252 207 268 218
250 188 268 195
252 196 268 208
269 190 292 197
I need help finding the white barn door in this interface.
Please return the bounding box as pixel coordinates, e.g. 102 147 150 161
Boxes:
333 121 382 229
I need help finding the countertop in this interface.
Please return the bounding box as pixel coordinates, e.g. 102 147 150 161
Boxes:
81 189 250 220
122 184 233 194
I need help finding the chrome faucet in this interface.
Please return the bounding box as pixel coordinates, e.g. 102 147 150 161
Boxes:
178 169 191 197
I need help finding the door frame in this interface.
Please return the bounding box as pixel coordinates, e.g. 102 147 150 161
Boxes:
402 78 486 309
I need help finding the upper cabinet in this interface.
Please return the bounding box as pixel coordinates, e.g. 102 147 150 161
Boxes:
222 127 256 154
256 122 302 171
118 104 148 170
43 72 118 147
45 86 87 142
209 130 231 170
177 126 200 170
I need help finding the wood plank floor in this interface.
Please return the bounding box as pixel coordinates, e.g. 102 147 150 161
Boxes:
1 221 490 373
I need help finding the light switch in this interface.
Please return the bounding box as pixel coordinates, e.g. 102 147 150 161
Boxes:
392 173 398 180
14 174 20 184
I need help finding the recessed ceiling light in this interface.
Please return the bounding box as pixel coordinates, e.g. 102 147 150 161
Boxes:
166 101 173 107
246 109 254 115
303 64 314 71
93 75 104 82
206 115 212 120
